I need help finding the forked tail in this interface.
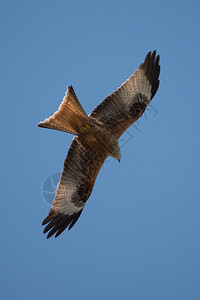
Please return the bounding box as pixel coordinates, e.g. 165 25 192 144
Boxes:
38 86 91 135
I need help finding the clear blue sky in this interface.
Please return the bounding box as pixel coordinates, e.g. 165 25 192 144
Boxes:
1 0 200 299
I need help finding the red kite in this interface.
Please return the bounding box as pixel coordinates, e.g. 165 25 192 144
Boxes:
38 51 160 238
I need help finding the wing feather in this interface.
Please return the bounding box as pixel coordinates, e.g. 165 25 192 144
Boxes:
90 51 160 138
42 137 107 238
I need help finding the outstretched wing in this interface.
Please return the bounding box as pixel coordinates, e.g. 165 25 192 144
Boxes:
42 137 107 238
90 51 160 138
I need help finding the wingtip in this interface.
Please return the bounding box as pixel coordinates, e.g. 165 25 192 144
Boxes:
41 209 84 238
155 53 160 65
152 49 156 56
140 50 160 100
146 50 158 60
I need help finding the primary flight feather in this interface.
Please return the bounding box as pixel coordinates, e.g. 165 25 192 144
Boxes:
38 51 160 238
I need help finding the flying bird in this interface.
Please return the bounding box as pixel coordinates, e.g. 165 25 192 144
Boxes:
38 51 160 238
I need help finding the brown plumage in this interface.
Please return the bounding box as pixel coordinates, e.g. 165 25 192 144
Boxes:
39 50 160 238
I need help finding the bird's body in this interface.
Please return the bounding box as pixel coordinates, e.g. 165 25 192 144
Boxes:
38 51 160 238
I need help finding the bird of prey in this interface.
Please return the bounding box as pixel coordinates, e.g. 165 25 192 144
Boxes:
38 50 160 238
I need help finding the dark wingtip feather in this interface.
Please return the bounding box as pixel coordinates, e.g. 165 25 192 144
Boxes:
68 210 83 230
42 209 57 226
42 216 51 226
141 50 160 100
42 209 83 239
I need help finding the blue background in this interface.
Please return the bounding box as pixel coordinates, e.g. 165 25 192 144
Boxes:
1 0 200 299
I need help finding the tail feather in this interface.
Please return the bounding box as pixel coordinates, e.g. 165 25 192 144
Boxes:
38 86 90 135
